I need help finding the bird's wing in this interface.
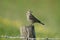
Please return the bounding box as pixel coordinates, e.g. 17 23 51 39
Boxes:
29 13 41 23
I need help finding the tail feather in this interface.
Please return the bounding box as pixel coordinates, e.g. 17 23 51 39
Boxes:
37 20 44 25
40 22 44 25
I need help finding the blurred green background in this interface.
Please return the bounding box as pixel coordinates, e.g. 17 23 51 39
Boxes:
0 0 60 40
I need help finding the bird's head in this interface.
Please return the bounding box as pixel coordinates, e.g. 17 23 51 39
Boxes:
26 9 32 16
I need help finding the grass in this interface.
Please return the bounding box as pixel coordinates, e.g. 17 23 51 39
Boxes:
0 17 60 40
0 0 60 40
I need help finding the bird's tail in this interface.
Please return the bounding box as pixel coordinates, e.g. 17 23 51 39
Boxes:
40 22 45 25
37 20 45 25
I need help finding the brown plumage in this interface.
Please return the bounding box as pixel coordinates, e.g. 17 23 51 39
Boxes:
26 10 44 25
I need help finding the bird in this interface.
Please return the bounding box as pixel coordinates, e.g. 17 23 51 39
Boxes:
26 9 44 25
